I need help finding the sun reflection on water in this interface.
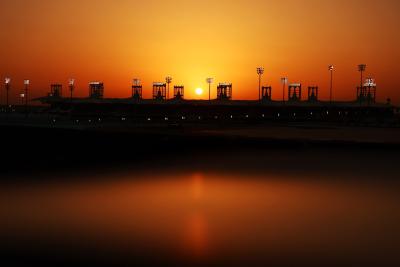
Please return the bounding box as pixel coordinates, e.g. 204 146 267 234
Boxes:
0 170 399 265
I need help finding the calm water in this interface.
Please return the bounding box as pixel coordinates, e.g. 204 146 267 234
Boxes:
1 165 400 266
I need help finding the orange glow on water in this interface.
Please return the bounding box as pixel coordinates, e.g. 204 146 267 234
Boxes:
1 170 400 265
0 0 400 103
182 212 208 258
182 174 208 257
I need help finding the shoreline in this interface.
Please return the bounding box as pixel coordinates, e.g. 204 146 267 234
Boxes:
0 123 399 177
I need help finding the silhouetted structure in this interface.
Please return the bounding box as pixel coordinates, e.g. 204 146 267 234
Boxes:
358 64 367 90
257 67 264 101
49 84 62 98
132 85 142 100
288 83 301 102
262 86 272 101
153 82 167 100
89 82 104 99
357 78 376 104
307 86 319 102
281 77 288 103
132 79 142 100
217 83 232 100
166 76 172 100
23 79 29 115
174 85 184 100
329 65 334 103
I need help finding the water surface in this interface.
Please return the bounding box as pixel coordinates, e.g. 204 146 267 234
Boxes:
1 165 399 266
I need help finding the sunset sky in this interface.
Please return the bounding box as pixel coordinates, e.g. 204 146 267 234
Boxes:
0 0 399 103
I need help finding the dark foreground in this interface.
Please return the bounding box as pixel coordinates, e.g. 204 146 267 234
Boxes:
0 125 399 267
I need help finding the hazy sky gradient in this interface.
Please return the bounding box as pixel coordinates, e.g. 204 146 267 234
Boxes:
1 0 399 102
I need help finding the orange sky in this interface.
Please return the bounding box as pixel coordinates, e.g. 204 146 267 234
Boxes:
0 0 399 103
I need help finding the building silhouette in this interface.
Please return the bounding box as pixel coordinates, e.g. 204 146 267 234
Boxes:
174 85 184 100
357 79 376 105
132 85 142 100
49 84 62 98
153 82 167 100
262 86 272 101
307 86 319 102
217 83 232 100
288 83 302 102
89 82 104 99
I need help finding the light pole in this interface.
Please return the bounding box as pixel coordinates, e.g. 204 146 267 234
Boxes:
206 77 214 101
329 65 334 104
24 79 29 115
358 64 366 89
257 67 264 101
20 92 25 106
5 78 11 108
166 76 172 100
69 78 75 101
281 77 288 104
358 64 366 104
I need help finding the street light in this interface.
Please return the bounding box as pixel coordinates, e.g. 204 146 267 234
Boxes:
206 77 214 101
281 77 288 103
23 80 29 115
328 65 334 104
69 78 75 101
20 92 25 106
5 78 11 107
166 76 172 100
257 67 265 101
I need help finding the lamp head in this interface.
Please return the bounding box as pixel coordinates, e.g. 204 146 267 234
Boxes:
69 79 75 86
24 80 30 85
290 83 301 87
364 78 376 87
5 78 11 84
206 77 214 84
166 76 173 83
153 82 166 86
257 67 265 75
89 81 102 85
219 82 232 86
281 77 288 84
329 65 334 71
133 79 141 86
358 64 366 72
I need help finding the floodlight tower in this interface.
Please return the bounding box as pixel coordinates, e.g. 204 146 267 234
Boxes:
328 65 334 104
24 79 29 115
166 76 172 100
5 78 11 107
358 64 366 90
257 67 265 101
281 77 288 103
69 78 75 101
206 77 214 101
132 78 143 100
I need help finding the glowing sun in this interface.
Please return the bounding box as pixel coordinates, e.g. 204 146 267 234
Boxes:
195 88 203 96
